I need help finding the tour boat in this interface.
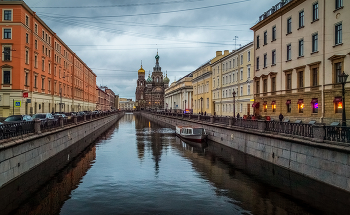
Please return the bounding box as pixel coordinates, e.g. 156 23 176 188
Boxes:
175 126 208 142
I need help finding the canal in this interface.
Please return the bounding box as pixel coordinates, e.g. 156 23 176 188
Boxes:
1 113 350 215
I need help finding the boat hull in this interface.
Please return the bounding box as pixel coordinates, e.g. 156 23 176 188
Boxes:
175 132 207 143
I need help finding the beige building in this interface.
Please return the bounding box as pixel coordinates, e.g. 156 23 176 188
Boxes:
251 0 350 124
119 98 135 111
164 72 193 112
211 44 254 117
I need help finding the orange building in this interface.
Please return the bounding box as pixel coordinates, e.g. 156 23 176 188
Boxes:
0 1 97 116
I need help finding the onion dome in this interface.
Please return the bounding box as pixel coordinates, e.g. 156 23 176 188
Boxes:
164 72 170 84
138 64 145 74
146 74 153 83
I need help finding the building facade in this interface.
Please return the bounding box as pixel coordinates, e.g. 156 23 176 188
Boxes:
0 1 96 116
212 43 254 117
135 53 169 110
119 98 135 111
164 72 193 113
251 0 350 124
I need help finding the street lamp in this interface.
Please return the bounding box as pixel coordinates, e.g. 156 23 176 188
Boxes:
232 90 236 118
185 100 187 112
339 71 349 126
200 97 203 115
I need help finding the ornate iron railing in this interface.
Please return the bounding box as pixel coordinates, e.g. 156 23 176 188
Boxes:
0 121 35 140
233 118 258 129
41 119 60 132
265 121 313 138
325 126 350 143
214 116 229 125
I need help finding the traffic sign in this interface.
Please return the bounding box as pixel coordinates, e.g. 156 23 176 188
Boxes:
23 92 28 98
14 101 21 107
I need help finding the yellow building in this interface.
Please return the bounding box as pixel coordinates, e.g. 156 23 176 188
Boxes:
212 43 254 117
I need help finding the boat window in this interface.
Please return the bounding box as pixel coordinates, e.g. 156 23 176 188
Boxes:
193 128 204 135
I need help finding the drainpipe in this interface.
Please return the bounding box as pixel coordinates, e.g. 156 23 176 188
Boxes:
321 0 326 123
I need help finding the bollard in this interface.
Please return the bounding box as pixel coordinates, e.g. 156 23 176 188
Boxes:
229 117 233 126
90 114 93 120
198 115 201 120
312 125 325 142
59 116 64 128
257 120 266 132
210 116 214 123
73 115 78 125
34 119 41 134
83 115 87 121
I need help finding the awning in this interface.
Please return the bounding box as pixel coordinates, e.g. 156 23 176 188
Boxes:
297 99 304 104
334 97 342 103
252 102 260 108
311 98 318 103
271 101 276 105
286 100 291 105
263 101 267 105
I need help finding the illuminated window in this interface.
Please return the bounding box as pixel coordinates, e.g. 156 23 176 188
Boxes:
298 99 304 113
286 100 291 113
263 101 267 112
334 97 342 113
311 98 318 113
272 101 276 112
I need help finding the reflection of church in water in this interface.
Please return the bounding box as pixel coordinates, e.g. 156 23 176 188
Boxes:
135 52 169 110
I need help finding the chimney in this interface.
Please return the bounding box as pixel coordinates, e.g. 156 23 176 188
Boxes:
224 50 229 55
216 51 222 57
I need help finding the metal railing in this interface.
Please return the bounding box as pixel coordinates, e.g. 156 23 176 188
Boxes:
234 118 258 129
325 126 350 143
0 121 35 140
214 116 229 125
266 121 313 138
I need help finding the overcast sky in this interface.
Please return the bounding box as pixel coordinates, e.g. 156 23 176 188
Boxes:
24 0 277 100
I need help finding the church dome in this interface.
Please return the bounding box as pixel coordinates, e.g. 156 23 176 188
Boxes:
138 65 145 73
146 74 153 83
164 74 170 84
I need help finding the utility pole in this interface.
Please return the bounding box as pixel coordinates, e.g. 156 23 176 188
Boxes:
233 36 241 50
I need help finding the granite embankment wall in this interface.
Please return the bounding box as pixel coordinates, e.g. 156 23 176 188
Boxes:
142 112 350 192
0 112 124 188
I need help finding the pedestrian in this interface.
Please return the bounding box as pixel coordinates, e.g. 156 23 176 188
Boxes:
236 113 240 118
204 111 207 116
279 113 284 122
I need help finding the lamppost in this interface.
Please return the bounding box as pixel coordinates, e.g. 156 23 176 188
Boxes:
185 100 187 112
232 90 236 118
200 97 203 115
339 71 349 126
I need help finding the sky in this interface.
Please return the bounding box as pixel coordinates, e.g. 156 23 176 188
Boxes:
24 0 277 100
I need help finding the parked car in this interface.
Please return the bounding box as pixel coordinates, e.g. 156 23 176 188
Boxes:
32 113 57 128
53 113 68 123
0 115 34 137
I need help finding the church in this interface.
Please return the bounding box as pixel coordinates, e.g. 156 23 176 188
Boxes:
135 52 169 110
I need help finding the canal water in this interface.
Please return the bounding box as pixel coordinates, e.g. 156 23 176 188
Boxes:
2 113 350 215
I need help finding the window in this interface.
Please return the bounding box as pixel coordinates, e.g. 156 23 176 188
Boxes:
272 26 276 41
42 30 45 39
263 79 267 93
272 101 276 112
287 44 292 60
34 55 37 68
25 49 29 64
286 100 291 113
298 99 304 113
256 57 260 70
272 50 276 65
335 23 342 45
311 98 318 113
263 102 267 112
3 29 11 39
42 78 45 90
312 67 318 86
248 67 250 78
271 77 276 92
334 97 343 113
313 2 319 21
312 33 318 52
247 85 250 95
25 15 29 26
34 75 37 88
3 71 10 84
34 24 38 34
240 55 243 65
336 0 343 9
264 54 267 68
4 10 12 21
26 33 29 43
335 62 342 83
256 80 260 94
240 86 243 96
3 47 10 61
35 40 37 49
207 98 209 109
264 31 267 45
298 71 304 88
299 39 304 57
25 71 29 86
42 59 45 71
256 35 260 49
286 73 292 90
299 10 304 28
287 17 292 34
240 69 243 80
248 51 250 62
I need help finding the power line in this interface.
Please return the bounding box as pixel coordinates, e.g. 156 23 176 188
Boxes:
31 0 206 9
37 0 251 19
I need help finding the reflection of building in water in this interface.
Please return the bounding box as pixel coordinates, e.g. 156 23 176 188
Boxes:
13 146 96 215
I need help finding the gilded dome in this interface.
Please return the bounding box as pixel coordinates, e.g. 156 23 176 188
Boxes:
138 65 145 73
164 74 170 84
